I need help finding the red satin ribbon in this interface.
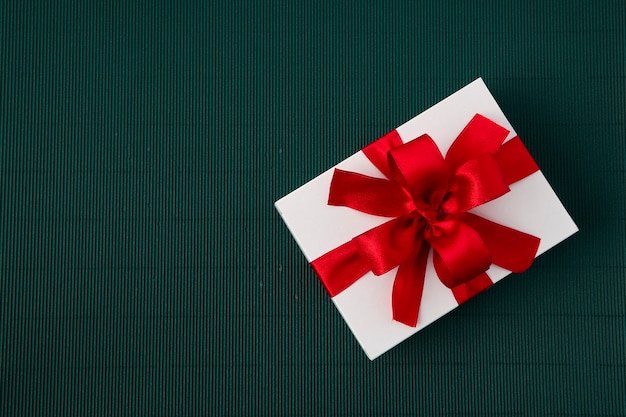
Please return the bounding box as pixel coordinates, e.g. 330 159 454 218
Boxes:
311 114 541 327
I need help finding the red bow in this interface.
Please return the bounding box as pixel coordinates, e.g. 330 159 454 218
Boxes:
311 114 541 327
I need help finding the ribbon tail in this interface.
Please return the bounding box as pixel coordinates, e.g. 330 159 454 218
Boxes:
462 213 540 272
311 240 371 296
495 136 539 185
392 243 430 327
451 272 493 305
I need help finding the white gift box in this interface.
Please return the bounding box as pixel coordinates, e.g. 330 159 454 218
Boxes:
275 78 578 360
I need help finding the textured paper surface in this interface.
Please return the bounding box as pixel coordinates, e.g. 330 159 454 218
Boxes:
4 2 625 414
275 78 578 359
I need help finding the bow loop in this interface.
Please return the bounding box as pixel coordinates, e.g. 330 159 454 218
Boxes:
445 114 510 170
354 215 425 276
328 169 415 217
426 219 492 288
441 153 510 214
387 135 448 208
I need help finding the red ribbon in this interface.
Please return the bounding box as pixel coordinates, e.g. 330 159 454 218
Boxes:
311 114 541 327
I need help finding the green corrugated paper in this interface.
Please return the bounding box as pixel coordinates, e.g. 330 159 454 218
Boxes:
1 1 624 415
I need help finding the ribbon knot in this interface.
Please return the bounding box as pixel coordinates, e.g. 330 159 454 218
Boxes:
311 114 542 327
419 207 447 223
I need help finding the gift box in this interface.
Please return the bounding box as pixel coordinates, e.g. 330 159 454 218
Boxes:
275 78 578 360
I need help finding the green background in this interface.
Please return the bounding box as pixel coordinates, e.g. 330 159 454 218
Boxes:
2 1 624 415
